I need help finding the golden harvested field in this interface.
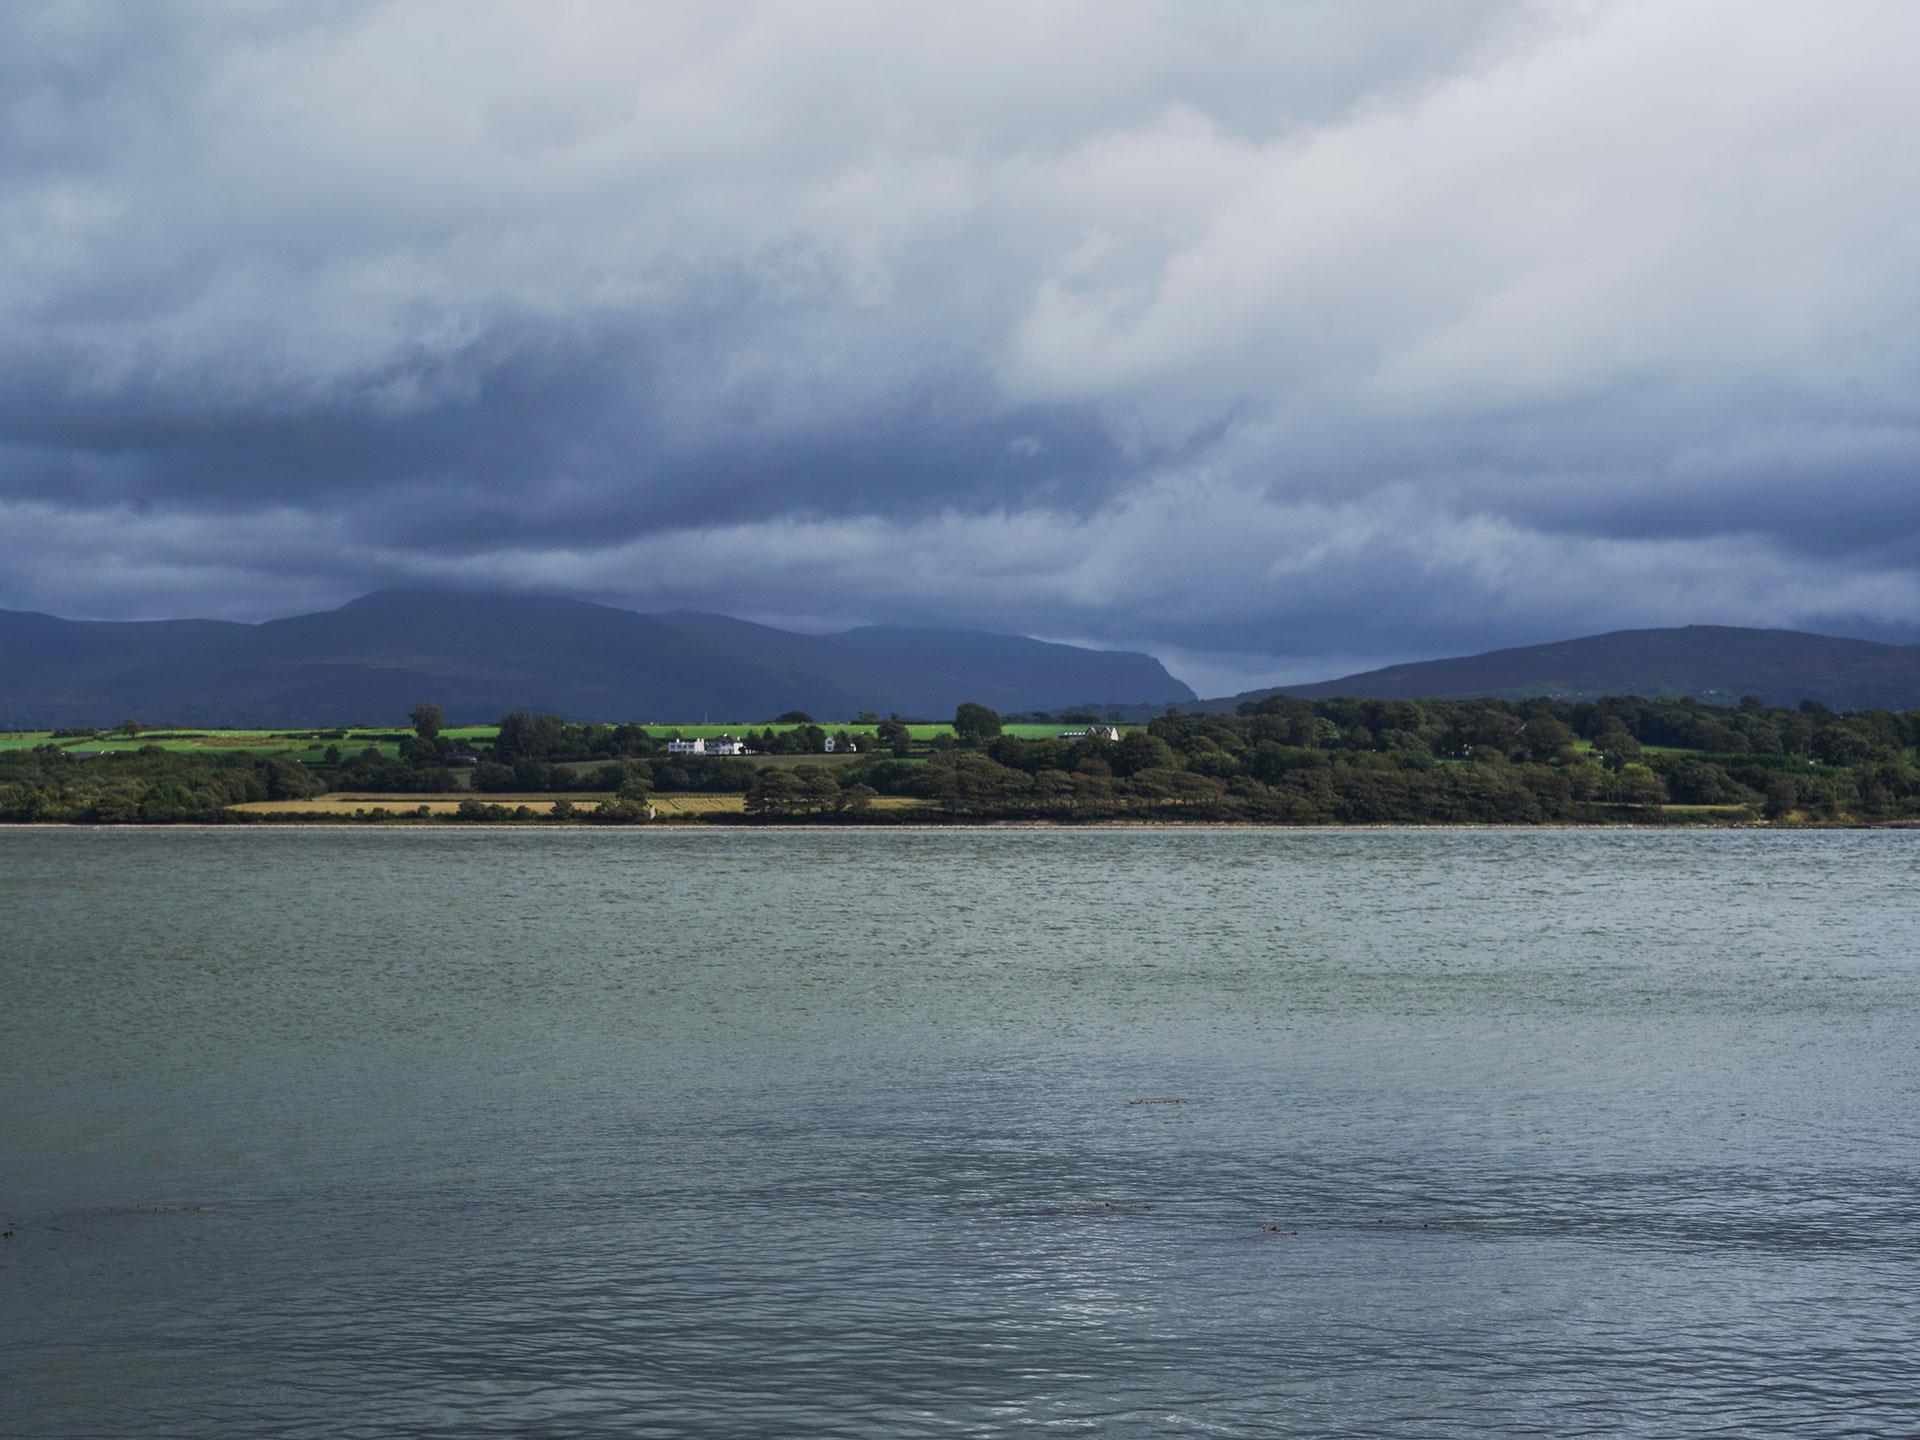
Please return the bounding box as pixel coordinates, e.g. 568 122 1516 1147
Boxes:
653 793 925 814
227 792 731 816
227 792 927 818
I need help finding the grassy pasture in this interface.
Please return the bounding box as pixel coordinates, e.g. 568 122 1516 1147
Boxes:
600 721 1120 741
3 718 1127 759
0 727 470 759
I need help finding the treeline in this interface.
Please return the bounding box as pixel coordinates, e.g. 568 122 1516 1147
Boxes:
745 692 1920 823
333 708 888 794
471 756 751 796
0 747 320 823
9 692 1920 825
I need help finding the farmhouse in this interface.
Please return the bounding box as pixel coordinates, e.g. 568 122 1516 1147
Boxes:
823 735 858 753
666 734 747 757
1059 725 1122 742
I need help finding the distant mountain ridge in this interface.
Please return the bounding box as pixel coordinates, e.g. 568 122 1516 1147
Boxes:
1193 626 1920 714
0 588 1195 727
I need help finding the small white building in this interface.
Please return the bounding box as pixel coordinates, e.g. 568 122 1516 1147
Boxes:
666 734 747 757
1059 725 1122 742
823 736 858 753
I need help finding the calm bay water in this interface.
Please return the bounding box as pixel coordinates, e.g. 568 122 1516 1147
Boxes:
4 827 1918 1437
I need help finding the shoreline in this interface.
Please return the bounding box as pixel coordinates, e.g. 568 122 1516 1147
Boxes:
4 819 1915 833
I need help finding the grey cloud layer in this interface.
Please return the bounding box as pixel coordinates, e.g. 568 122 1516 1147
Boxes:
4 0 1917 694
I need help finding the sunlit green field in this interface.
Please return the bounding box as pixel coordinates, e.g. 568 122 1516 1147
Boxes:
0 718 1130 759
0 726 498 760
632 721 1113 741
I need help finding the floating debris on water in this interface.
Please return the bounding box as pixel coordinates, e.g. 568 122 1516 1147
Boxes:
1127 1097 1190 1106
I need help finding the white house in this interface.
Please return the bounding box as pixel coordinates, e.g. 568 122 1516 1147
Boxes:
823 735 858 753
1059 725 1122 742
666 734 747 757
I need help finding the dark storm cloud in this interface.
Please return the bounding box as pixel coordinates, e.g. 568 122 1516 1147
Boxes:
4 1 1920 695
0 298 1136 544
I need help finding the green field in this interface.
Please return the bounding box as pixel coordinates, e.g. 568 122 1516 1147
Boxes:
0 725 499 762
0 719 1127 761
580 721 1110 741
1572 737 1696 757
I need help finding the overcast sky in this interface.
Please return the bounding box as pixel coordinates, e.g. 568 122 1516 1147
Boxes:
5 1 1919 694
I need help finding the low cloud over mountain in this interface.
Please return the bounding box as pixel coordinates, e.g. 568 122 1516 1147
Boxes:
0 589 1194 727
7 3 1920 693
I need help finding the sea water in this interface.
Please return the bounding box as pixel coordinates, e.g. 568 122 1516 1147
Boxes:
4 828 1917 1437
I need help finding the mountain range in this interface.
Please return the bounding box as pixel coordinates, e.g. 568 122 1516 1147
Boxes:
0 588 1195 728
1194 626 1920 714
8 593 1920 728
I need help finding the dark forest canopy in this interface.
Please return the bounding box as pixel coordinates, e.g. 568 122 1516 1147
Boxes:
786 692 1918 824
6 692 1920 825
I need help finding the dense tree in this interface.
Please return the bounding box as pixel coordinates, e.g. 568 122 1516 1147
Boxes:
1666 759 1737 805
1111 731 1176 777
590 795 651 824
1521 715 1579 762
0 747 322 823
494 711 538 760
953 703 1002 744
1615 765 1669 808
410 703 445 741
473 760 516 792
796 768 841 813
745 768 802 816
875 718 913 756
747 724 828 755
1595 725 1642 771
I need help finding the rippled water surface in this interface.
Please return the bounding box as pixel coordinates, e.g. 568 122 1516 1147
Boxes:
4 828 1919 1437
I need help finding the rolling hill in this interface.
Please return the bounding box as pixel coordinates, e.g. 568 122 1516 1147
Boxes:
0 588 1195 727
1202 626 1920 713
